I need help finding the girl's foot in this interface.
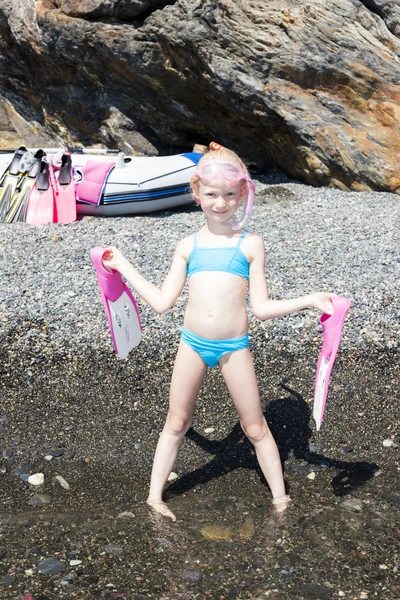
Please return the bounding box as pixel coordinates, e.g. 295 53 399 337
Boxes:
147 499 177 522
272 494 291 513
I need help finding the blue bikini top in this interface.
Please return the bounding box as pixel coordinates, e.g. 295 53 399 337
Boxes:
187 230 250 280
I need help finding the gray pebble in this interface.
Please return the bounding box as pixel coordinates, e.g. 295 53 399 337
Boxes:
103 544 123 555
181 570 202 582
28 494 52 506
38 557 66 574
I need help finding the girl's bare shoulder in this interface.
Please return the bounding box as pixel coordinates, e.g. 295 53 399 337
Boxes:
175 233 196 261
242 231 265 258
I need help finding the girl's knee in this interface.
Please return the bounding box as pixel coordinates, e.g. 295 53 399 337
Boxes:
241 419 270 444
165 413 192 437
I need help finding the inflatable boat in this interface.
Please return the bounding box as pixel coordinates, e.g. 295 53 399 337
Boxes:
0 149 201 220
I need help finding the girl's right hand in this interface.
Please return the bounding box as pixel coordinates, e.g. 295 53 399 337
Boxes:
310 292 336 315
102 246 126 272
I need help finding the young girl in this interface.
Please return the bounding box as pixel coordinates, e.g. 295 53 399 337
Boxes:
102 147 334 521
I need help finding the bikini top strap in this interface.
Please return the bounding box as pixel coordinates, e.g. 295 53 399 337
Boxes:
236 229 248 247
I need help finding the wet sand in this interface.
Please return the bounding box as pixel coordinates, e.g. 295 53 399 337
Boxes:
1 340 399 599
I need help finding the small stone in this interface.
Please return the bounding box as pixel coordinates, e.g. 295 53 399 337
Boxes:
341 498 363 512
25 569 34 575
307 472 316 480
12 464 30 477
168 472 178 481
204 427 215 434
44 455 53 461
360 593 369 599
288 464 309 474
338 592 345 598
2 575 15 586
28 473 44 486
28 494 51 506
134 442 142 450
69 559 82 566
117 511 135 519
201 525 232 541
103 544 123 555
156 538 172 548
55 475 70 490
181 570 202 582
239 520 255 540
383 439 398 448
38 557 65 574
52 448 66 457
379 564 388 570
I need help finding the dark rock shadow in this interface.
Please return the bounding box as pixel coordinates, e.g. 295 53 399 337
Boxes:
165 382 380 499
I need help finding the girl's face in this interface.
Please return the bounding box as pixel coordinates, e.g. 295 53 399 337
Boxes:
197 178 245 225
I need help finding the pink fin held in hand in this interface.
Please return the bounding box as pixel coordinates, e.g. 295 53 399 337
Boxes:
313 296 351 430
90 247 142 359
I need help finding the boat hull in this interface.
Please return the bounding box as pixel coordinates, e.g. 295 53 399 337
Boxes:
0 149 201 217
77 190 194 216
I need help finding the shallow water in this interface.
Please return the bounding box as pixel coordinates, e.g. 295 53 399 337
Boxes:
0 346 399 599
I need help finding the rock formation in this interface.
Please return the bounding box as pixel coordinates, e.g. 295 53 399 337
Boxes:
0 0 399 192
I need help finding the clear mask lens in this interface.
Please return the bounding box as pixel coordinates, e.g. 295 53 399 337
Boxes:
196 161 244 185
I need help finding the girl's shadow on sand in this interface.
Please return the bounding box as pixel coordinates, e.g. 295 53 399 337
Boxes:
165 383 379 499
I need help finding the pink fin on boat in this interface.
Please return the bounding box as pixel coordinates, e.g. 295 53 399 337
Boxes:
313 296 351 430
75 160 116 205
25 160 55 225
90 247 142 359
54 152 77 224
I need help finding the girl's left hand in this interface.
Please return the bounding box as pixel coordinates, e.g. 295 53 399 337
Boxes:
310 292 336 315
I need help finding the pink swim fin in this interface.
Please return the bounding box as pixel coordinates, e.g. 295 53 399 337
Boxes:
313 296 351 430
25 159 55 225
90 247 142 359
54 152 77 224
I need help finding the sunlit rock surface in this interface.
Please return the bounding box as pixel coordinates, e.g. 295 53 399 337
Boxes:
0 0 399 191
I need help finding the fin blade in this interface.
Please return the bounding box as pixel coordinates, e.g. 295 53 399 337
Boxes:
25 160 55 225
54 153 77 224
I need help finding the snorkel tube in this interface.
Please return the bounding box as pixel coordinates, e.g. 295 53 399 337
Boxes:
228 177 255 230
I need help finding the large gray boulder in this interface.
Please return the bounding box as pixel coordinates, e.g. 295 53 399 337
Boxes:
0 0 399 192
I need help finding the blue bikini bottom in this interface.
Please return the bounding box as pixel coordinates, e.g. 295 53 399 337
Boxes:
181 327 249 368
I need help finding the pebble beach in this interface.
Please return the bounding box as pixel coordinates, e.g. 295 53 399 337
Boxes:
0 177 399 599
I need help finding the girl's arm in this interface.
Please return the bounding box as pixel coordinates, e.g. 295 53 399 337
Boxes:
248 236 334 320
102 239 190 314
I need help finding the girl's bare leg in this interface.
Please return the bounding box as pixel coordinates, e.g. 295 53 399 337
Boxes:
147 339 207 521
220 349 290 509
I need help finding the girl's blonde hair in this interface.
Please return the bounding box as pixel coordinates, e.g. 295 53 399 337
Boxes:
190 147 248 202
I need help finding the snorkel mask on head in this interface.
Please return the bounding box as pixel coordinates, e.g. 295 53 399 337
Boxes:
193 160 255 230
